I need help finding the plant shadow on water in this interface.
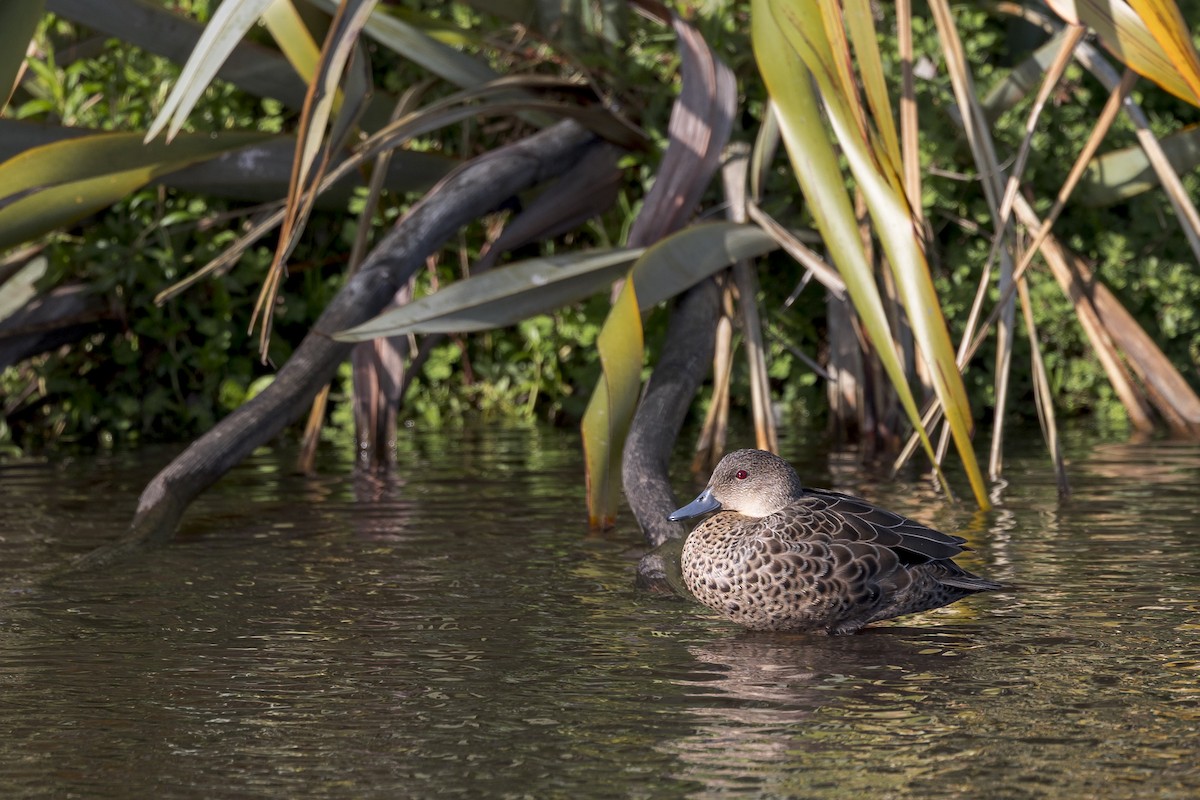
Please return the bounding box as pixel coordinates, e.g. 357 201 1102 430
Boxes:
0 427 1199 798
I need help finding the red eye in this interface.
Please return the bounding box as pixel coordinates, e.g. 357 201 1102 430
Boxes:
735 469 748 480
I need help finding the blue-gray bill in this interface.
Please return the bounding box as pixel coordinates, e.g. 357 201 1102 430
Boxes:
668 488 720 521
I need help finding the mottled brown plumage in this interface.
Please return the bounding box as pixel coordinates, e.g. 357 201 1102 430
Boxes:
669 449 1002 634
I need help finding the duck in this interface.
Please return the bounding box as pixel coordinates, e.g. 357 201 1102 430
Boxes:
669 449 1003 634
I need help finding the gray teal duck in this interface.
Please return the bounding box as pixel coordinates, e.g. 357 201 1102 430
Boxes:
669 449 1002 634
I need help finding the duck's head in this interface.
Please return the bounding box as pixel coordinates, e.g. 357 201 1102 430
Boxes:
668 449 805 521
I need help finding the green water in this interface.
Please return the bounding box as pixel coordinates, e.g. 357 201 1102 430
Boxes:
1 428 1198 798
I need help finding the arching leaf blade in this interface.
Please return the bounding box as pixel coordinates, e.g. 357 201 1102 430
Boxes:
0 131 273 251
334 222 776 341
580 221 780 527
630 222 778 309
333 248 642 339
0 130 272 205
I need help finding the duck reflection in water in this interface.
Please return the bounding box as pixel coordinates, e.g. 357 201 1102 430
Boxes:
662 629 973 795
670 449 1003 634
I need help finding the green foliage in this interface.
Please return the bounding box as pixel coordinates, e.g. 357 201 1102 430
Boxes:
401 287 608 427
0 182 353 448
0 6 332 449
16 6 276 134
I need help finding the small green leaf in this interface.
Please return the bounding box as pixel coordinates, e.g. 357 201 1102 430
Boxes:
1082 124 1200 205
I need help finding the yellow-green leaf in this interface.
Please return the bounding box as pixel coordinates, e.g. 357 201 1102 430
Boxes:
582 278 643 528
261 0 322 85
842 0 901 168
1045 0 1200 106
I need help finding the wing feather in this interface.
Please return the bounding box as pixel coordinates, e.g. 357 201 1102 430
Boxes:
793 489 966 563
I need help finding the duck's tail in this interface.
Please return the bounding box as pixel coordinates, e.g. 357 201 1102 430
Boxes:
934 562 1006 593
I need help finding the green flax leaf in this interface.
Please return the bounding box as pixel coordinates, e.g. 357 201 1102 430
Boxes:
0 130 272 251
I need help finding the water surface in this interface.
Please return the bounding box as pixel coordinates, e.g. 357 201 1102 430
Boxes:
1 428 1198 798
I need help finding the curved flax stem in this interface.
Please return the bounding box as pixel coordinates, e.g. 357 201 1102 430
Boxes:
622 278 722 548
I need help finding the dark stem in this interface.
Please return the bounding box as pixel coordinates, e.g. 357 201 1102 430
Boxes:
623 276 721 550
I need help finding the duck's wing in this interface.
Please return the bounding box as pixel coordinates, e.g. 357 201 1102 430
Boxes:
794 489 967 564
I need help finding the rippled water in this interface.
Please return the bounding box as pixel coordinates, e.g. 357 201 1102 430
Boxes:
1 427 1199 798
